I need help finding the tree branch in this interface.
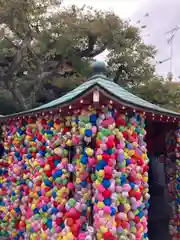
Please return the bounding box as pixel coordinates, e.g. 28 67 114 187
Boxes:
88 43 107 57
76 34 97 57
113 65 127 84
6 33 31 78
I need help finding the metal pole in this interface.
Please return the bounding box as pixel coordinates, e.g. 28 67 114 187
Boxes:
170 42 173 75
164 26 179 77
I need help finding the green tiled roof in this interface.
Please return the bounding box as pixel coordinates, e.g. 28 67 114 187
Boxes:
0 72 180 119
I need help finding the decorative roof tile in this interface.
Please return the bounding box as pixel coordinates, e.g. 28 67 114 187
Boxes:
0 63 180 119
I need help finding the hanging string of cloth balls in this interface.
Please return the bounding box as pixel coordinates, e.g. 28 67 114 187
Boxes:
1 103 176 240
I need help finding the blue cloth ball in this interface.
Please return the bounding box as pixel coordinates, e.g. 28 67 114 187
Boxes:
42 205 48 212
102 179 111 188
110 207 116 216
177 184 180 190
52 192 57 199
126 159 131 165
46 130 53 135
18 156 22 161
90 114 97 124
51 207 58 214
53 169 63 179
137 210 144 218
85 129 92 137
39 150 45 156
33 208 39 214
54 160 60 167
15 152 20 157
48 121 54 127
26 153 32 159
81 180 88 187
47 219 52 229
15 207 20 213
44 179 53 187
105 149 113 155
32 137 36 141
104 198 112 206
96 160 107 170
81 155 88 164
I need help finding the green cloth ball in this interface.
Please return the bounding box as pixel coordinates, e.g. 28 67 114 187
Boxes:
68 198 76 208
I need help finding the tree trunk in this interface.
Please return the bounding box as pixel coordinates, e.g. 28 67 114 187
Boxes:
4 79 28 111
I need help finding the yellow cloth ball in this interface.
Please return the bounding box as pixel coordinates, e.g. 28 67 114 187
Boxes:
66 139 72 147
97 155 102 161
124 203 131 212
100 226 107 233
46 191 51 197
105 215 111 221
128 150 135 157
44 164 50 171
124 152 129 159
41 233 47 240
85 147 94 156
96 232 103 240
84 193 90 200
12 232 18 237
95 179 101 186
98 170 104 177
97 202 104 209
66 232 73 239
76 178 81 184
29 192 35 198
80 128 85 135
30 234 37 240
26 223 31 231
143 176 148 182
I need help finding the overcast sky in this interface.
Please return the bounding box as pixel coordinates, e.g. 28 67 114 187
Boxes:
63 0 148 18
63 1 180 78
63 0 149 60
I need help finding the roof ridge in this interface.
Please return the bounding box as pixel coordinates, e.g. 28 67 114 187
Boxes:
1 73 180 119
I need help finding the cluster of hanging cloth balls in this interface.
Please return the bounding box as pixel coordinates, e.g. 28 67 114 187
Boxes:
0 105 179 239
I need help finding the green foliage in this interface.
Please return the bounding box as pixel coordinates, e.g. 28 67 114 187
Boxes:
0 0 179 114
132 78 180 112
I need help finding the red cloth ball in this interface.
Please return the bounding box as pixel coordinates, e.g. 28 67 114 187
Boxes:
122 131 128 138
71 224 80 237
66 218 74 227
48 161 55 169
40 145 46 151
104 173 112 179
47 156 54 162
104 232 116 240
102 189 112 198
45 170 52 177
63 127 69 133
137 159 144 166
106 139 115 148
41 119 47 124
42 223 47 230
37 134 42 141
55 217 62 226
129 189 136 197
135 192 141 201
116 117 126 127
134 216 140 223
102 153 110 161
55 119 61 125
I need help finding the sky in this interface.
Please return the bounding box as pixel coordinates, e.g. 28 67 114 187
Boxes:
63 0 147 18
63 0 149 60
62 1 180 78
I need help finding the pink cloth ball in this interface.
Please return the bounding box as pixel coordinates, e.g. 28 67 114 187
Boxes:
98 184 105 193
